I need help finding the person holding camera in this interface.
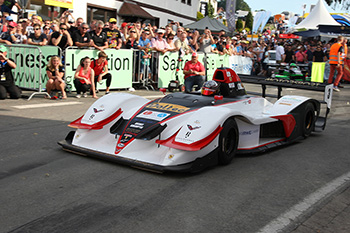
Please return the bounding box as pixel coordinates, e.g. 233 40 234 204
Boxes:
0 45 20 99
199 28 214 53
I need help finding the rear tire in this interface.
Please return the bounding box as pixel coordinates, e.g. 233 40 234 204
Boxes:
302 102 315 138
218 118 239 165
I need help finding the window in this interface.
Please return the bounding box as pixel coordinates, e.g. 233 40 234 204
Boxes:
181 0 186 3
87 5 116 24
28 0 66 20
187 0 192 5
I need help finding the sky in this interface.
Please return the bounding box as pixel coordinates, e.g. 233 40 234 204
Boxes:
242 0 347 16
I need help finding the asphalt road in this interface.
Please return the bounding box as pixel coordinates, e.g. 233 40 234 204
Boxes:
0 85 349 233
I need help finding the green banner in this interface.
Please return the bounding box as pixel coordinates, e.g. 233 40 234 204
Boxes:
8 45 60 90
157 52 207 88
64 48 133 92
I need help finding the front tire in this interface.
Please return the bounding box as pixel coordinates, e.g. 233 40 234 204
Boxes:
218 118 239 165
302 102 316 138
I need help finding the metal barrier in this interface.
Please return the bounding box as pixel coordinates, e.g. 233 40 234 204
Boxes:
7 44 62 100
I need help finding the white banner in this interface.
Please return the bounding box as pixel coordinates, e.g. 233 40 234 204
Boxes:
229 56 253 75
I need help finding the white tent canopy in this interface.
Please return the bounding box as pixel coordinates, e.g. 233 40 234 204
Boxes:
294 0 340 30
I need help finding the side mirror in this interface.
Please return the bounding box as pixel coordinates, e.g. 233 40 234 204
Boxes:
214 95 223 101
159 88 166 95
212 95 223 105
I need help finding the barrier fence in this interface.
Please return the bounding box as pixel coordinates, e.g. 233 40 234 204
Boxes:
7 44 62 100
5 44 254 96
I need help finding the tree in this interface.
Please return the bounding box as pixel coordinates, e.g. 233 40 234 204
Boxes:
236 18 243 31
245 11 253 30
218 0 251 11
208 0 215 18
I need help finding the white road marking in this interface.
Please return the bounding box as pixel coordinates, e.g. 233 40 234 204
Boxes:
13 102 83 109
257 171 350 233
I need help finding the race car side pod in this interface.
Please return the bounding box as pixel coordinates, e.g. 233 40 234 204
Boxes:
239 75 333 132
68 108 123 130
156 125 223 151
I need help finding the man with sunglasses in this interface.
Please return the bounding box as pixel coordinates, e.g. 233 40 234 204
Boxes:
49 23 73 50
103 18 122 49
72 22 93 48
90 20 108 51
27 23 47 46
138 28 151 51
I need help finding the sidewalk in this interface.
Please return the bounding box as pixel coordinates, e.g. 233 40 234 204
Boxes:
292 186 350 233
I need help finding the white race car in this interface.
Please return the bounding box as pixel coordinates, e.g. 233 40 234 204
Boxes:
59 68 332 173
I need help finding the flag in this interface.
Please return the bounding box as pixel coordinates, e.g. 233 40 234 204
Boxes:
226 0 236 32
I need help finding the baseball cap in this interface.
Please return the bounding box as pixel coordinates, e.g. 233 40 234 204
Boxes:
231 36 237 40
192 52 198 57
121 22 127 28
6 16 13 21
8 21 17 27
157 28 165 34
0 45 8 53
109 18 117 23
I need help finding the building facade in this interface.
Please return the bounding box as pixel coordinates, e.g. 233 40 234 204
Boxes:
23 0 200 27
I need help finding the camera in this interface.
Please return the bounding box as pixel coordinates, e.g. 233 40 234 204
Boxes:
67 10 73 13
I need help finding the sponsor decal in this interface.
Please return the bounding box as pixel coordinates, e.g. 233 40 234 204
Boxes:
125 127 141 134
146 103 190 113
137 110 170 121
240 129 259 136
187 124 201 130
130 122 144 129
237 83 244 90
176 137 195 143
226 71 231 77
93 107 104 113
117 143 125 147
185 132 191 138
243 99 252 105
88 114 95 121
120 134 133 143
279 102 292 106
229 82 235 88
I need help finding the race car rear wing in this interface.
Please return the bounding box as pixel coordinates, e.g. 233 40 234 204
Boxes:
239 75 333 131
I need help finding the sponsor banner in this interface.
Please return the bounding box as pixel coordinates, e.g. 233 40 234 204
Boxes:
45 0 73 9
229 56 253 75
157 52 205 88
8 45 60 90
64 48 133 91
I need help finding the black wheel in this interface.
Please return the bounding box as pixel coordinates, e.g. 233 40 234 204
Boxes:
218 118 239 165
179 84 185 92
302 102 316 138
168 83 175 92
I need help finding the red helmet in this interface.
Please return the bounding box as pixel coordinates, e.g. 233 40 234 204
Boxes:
201 80 220 96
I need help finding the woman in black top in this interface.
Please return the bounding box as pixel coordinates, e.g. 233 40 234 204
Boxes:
45 56 66 98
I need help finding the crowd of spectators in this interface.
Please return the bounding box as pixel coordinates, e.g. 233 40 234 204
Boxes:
0 7 348 97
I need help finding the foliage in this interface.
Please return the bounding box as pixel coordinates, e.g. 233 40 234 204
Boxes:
245 11 253 30
236 18 243 31
218 0 251 11
208 0 215 18
197 11 204 21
